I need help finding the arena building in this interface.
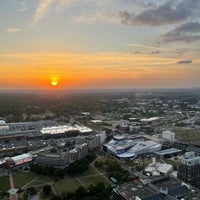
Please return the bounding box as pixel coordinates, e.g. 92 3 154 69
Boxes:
103 135 162 160
35 151 69 168
36 143 88 168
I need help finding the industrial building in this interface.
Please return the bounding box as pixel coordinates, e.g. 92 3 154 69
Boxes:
177 151 200 188
103 135 162 160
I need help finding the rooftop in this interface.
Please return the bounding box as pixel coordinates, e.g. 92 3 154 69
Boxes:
113 175 200 200
155 148 181 156
40 124 92 134
10 153 32 162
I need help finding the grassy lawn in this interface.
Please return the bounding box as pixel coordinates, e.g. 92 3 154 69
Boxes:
0 176 10 191
35 185 44 193
39 191 54 200
71 165 99 178
36 175 54 183
79 166 99 177
23 180 46 188
54 178 81 195
80 175 110 187
13 171 38 188
95 166 107 173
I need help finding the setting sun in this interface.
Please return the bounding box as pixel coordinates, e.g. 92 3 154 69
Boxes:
51 80 58 87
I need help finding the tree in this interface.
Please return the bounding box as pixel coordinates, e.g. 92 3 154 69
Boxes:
43 184 51 195
88 184 96 195
75 186 87 198
51 195 61 200
85 152 96 163
26 187 36 196
94 182 105 193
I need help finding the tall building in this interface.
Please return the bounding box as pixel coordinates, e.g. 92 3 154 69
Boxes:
75 131 106 149
177 151 200 188
162 130 175 142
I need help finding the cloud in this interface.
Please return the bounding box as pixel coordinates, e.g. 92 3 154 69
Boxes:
160 22 200 43
6 27 21 33
76 12 118 24
149 51 161 55
19 1 28 12
33 0 82 25
118 0 200 26
32 0 55 25
177 60 193 64
125 43 169 51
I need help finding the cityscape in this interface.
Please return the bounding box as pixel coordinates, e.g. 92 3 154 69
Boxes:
1 0 200 200
1 89 200 200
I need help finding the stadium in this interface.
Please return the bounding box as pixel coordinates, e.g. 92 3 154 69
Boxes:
103 135 162 160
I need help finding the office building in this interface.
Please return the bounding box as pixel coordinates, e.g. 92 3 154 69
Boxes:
177 151 200 188
162 130 175 142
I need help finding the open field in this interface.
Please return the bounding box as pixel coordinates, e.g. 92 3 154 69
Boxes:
23 180 46 188
174 127 200 145
36 175 54 182
1 163 111 195
54 165 111 195
79 175 110 187
54 178 81 195
13 171 38 188
78 165 99 177
0 176 10 191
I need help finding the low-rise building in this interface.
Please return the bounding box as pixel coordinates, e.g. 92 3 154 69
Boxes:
4 153 33 169
113 175 200 200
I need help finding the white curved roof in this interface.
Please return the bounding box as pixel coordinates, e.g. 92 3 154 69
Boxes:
41 125 92 134
11 153 32 162
117 152 135 158
106 136 162 158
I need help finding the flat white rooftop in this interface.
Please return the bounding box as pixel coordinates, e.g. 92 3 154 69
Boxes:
11 153 32 162
41 124 92 134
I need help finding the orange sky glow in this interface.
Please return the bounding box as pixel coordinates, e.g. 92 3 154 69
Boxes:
0 52 199 89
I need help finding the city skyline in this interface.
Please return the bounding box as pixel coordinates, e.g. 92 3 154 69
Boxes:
1 0 200 89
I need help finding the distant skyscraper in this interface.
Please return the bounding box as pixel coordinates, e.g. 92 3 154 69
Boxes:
177 152 200 188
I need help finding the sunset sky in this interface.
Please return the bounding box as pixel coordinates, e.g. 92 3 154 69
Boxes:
1 0 200 89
